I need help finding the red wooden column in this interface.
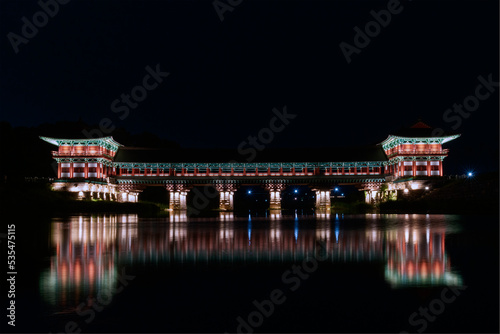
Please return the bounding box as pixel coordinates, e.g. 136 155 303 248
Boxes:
412 161 416 177
84 162 89 178
426 161 431 176
439 161 443 176
57 163 61 178
69 162 74 178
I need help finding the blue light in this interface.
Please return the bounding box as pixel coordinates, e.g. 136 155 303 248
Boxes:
248 190 252 194
335 187 339 191
335 221 339 243
341 193 344 196
467 172 473 177
294 189 298 193
294 221 299 241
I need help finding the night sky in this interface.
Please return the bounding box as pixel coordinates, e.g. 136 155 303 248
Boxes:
0 0 498 173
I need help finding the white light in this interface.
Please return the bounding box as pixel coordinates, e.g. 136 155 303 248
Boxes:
425 186 429 190
404 189 409 193
248 190 252 194
468 172 473 177
335 187 339 191
294 189 298 193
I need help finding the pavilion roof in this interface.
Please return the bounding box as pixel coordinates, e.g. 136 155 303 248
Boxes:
380 121 460 149
113 145 388 164
39 136 123 152
391 120 458 138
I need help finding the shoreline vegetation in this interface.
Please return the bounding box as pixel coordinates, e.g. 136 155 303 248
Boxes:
0 172 498 217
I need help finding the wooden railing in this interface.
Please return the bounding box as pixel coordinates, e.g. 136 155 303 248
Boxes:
387 149 449 157
52 151 113 158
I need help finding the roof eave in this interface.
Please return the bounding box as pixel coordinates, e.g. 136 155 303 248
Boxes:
39 136 124 150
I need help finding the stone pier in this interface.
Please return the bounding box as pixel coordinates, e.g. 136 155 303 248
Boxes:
166 184 190 210
361 182 382 204
216 183 236 211
312 187 331 210
265 183 285 210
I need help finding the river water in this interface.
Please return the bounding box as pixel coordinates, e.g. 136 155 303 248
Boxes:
10 212 499 333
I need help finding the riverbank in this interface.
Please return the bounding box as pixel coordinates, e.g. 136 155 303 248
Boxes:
0 183 162 217
378 197 498 214
379 172 499 214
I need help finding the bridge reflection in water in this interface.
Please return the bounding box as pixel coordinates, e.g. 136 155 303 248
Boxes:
40 213 463 308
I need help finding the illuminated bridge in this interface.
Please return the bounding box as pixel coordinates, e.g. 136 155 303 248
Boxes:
40 121 459 210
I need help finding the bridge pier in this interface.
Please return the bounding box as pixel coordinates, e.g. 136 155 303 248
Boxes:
265 183 285 210
166 184 190 210
216 184 236 211
116 184 141 203
312 187 331 210
361 182 382 204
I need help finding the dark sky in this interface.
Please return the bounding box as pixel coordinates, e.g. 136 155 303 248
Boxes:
0 0 498 173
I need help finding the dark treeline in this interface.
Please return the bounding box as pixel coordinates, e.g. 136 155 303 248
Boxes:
0 120 179 180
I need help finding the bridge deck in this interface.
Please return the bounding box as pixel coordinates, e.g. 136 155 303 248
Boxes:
113 174 388 186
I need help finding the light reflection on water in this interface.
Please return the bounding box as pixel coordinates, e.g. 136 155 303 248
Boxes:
40 212 463 310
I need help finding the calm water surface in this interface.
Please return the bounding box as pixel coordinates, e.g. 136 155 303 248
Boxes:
12 212 499 333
